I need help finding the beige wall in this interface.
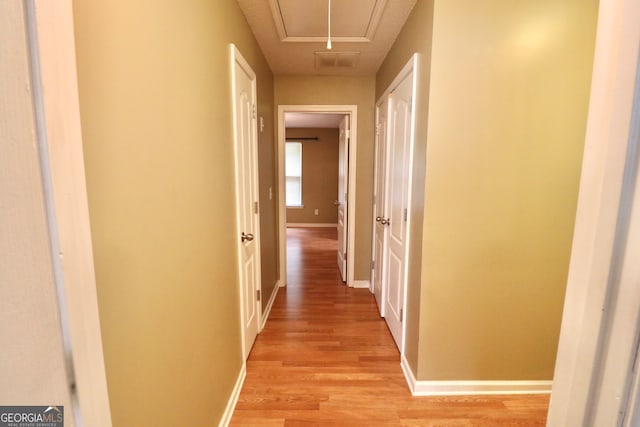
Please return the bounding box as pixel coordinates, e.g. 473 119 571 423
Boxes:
377 0 597 380
286 128 339 224
275 76 376 280
72 0 274 424
0 1 74 417
256 59 279 310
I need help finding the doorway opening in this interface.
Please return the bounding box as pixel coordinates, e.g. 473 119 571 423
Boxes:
277 105 358 287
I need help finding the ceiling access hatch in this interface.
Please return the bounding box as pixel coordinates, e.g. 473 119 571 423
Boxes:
270 0 387 42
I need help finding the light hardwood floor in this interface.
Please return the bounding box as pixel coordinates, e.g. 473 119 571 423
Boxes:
230 227 549 426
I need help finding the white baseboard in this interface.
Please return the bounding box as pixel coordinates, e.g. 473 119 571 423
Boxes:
260 280 280 330
218 362 246 427
401 355 552 396
286 223 337 228
351 280 371 289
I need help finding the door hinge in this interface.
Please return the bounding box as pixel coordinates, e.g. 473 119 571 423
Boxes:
252 104 256 119
256 289 261 301
375 123 380 137
254 201 259 214
404 208 408 222
371 260 375 270
345 129 350 139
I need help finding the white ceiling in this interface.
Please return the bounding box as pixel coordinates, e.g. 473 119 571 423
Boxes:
285 112 344 128
237 0 417 75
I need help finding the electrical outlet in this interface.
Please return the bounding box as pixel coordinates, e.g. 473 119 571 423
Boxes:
314 209 319 215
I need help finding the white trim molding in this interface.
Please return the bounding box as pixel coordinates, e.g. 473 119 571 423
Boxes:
351 280 371 289
547 0 640 425
29 1 112 424
260 280 280 331
401 356 552 397
218 363 246 427
286 223 337 228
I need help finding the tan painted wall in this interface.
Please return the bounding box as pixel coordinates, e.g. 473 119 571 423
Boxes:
286 128 339 224
0 1 74 417
377 0 597 380
256 59 279 310
275 76 376 280
72 0 274 424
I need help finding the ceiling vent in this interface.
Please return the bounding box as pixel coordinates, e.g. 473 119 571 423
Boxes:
315 51 360 69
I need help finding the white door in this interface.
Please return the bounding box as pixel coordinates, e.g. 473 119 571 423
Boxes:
337 115 349 282
373 98 390 315
231 45 261 359
384 73 414 349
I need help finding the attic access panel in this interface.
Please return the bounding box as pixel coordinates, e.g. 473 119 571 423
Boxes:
270 0 387 41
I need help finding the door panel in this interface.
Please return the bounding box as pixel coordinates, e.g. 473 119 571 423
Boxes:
373 98 390 315
232 49 261 359
337 115 349 282
384 73 413 350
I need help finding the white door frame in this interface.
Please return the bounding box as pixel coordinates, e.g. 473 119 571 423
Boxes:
29 0 112 424
372 54 419 353
547 0 640 424
277 105 358 287
337 115 350 282
230 44 263 359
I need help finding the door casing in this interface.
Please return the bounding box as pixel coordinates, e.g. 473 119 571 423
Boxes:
337 115 350 282
277 105 358 287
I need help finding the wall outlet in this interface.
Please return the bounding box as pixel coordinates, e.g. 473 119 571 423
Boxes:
314 209 319 215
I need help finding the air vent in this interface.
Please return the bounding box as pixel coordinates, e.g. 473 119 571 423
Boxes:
314 51 360 69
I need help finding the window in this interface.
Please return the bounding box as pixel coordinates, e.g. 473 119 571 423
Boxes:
285 142 302 206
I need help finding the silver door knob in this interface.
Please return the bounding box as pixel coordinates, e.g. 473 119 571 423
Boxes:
380 218 390 226
376 216 382 222
241 232 254 242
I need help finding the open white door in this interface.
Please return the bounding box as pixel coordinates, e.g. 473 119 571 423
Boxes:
373 98 390 315
231 45 261 359
384 72 414 350
337 115 349 282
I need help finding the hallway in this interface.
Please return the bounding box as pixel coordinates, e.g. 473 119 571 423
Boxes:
230 228 549 426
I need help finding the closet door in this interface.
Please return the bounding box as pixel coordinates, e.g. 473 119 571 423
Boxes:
383 72 414 350
372 97 390 315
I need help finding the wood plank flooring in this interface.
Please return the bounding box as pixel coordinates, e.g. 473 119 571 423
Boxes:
230 227 549 426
